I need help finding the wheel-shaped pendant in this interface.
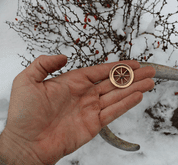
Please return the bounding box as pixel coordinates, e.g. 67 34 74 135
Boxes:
109 63 134 88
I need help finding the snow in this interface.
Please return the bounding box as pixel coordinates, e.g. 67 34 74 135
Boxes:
1 0 178 164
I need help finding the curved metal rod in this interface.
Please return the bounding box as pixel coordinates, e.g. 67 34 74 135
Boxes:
99 126 140 151
140 62 178 80
99 62 178 151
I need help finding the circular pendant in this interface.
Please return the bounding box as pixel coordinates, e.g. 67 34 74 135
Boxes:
109 63 134 88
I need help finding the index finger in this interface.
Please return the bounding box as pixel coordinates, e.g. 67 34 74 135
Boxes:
80 60 140 83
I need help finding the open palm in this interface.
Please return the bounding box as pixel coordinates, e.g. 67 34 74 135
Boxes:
3 55 155 164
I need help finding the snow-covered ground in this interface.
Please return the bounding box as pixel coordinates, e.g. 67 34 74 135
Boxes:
1 0 178 164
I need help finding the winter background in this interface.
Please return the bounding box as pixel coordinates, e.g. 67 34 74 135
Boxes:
1 0 178 165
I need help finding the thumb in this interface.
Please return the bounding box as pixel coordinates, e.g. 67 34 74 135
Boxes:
24 54 67 82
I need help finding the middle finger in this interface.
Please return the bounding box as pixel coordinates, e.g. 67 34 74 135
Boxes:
96 66 155 95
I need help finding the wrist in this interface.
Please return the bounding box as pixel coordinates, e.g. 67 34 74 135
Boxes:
0 128 43 165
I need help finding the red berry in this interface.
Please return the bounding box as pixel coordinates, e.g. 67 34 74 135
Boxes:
144 56 146 60
83 24 87 29
95 50 99 54
75 38 80 44
88 40 91 45
94 15 97 21
129 41 132 46
157 41 160 48
107 4 110 8
15 18 18 21
88 18 91 22
41 6 44 10
65 16 69 22
84 17 87 22
175 92 178 95
105 57 108 61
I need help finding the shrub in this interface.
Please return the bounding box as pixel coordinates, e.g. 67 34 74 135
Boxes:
6 0 178 78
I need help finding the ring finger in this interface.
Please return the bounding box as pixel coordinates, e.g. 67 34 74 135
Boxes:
100 78 154 110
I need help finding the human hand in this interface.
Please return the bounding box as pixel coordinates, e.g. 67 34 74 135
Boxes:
1 55 155 164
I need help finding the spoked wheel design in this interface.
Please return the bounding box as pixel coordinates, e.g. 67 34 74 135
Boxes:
109 63 134 88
